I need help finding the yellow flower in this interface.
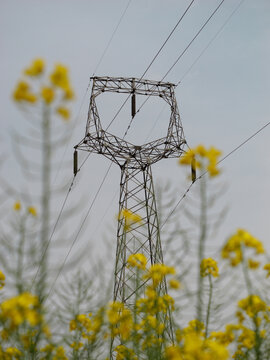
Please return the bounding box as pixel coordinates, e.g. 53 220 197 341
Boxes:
144 263 175 288
127 253 147 270
5 347 22 358
24 58 45 76
28 206 37 217
13 201 21 211
56 106 70 120
107 302 133 340
238 295 267 318
63 86 74 100
169 279 181 289
50 63 70 89
165 345 183 360
41 86 55 104
13 81 37 103
222 229 264 267
0 292 41 329
0 270 5 289
119 208 142 231
248 258 260 270
179 145 221 178
52 346 68 360
70 342 83 350
263 263 270 277
200 258 219 277
114 345 137 360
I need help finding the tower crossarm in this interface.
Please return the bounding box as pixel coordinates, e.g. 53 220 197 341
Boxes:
76 130 186 167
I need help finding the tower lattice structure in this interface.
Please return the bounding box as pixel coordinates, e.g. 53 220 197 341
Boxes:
75 76 186 343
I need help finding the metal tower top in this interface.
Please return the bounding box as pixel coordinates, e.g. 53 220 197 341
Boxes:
76 76 186 168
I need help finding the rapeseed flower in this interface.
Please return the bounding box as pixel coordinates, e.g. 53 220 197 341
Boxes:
0 271 5 289
222 229 264 267
28 206 37 217
248 258 260 269
13 201 21 211
179 144 221 177
127 253 147 270
13 81 37 103
56 106 70 120
119 208 142 231
41 86 55 104
263 263 270 277
238 295 267 319
24 58 45 76
200 258 219 277
0 292 41 329
50 64 69 89
13 59 74 122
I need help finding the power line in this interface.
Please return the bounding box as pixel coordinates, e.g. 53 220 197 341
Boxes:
44 0 227 299
31 1 134 289
140 0 196 80
44 163 113 303
160 119 270 230
30 175 77 291
92 0 133 76
110 0 197 137
177 0 246 85
125 0 226 134
53 1 132 185
162 0 226 81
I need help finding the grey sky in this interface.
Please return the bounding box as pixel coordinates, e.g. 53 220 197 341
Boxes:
1 0 270 268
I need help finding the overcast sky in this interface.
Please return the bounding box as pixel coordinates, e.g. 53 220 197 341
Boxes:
1 0 270 272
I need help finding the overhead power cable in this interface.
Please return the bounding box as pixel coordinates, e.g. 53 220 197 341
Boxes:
177 0 246 85
44 163 113 303
140 0 196 80
53 0 132 185
162 0 225 81
160 119 270 231
32 1 134 289
125 0 226 135
92 0 133 76
43 1 197 300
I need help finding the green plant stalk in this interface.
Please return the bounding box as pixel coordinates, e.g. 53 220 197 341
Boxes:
253 315 262 360
241 249 253 296
16 214 26 294
205 274 213 338
197 175 207 323
38 103 51 302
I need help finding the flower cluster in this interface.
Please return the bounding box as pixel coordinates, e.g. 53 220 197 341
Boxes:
179 145 222 177
13 58 74 121
221 229 264 267
118 208 142 231
13 201 37 217
166 320 229 360
200 258 219 278
0 293 41 331
0 271 5 290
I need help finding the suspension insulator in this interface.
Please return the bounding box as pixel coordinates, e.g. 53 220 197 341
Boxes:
131 93 136 118
191 156 196 183
73 150 78 176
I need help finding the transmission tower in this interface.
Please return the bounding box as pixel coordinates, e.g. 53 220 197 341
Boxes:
75 76 186 348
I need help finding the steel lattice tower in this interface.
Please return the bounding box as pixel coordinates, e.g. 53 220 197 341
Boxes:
75 76 186 346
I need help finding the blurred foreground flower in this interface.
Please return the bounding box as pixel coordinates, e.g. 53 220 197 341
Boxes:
179 144 222 178
0 271 5 289
13 58 74 121
222 229 264 267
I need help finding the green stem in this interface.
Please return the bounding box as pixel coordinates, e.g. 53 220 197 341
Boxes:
197 176 207 323
241 248 253 295
38 103 51 301
16 215 26 293
205 275 213 338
